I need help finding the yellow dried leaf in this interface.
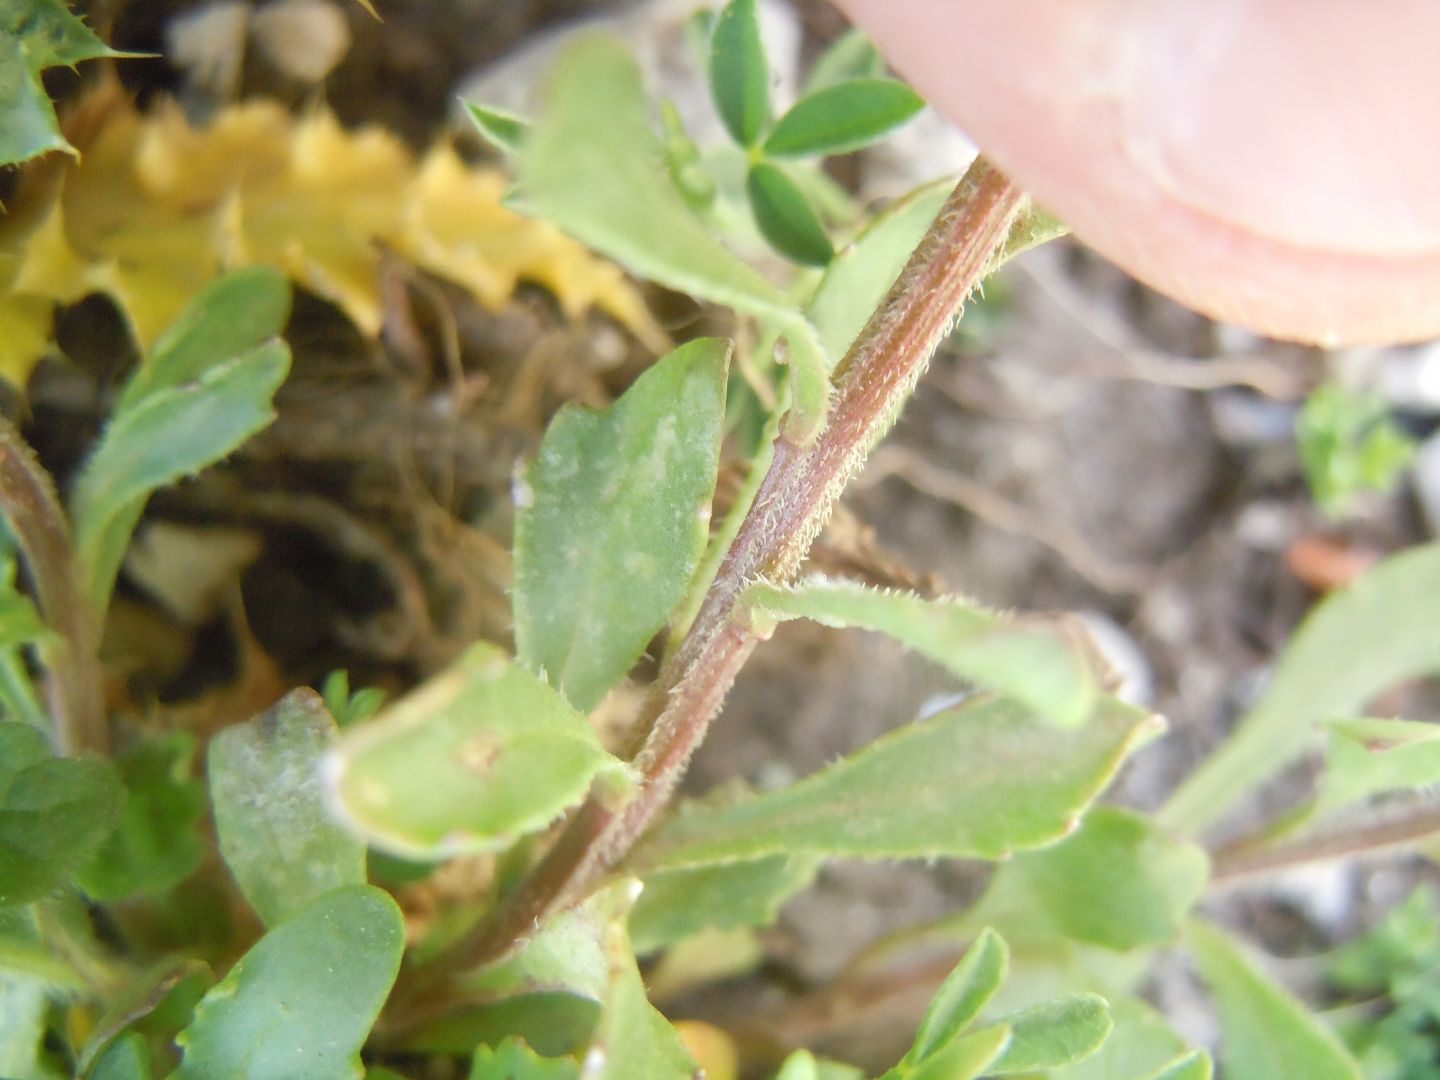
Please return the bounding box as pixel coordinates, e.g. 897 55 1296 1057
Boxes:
0 82 666 385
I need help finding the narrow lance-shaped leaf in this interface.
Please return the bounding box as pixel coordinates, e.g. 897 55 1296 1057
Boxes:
69 268 292 614
1188 920 1362 1080
765 79 924 158
1162 543 1440 834
0 720 124 905
173 885 404 1080
209 689 366 926
746 577 1104 727
1009 807 1209 951
326 643 630 858
802 29 886 94
747 163 834 267
985 994 1113 1075
708 0 770 147
1052 997 1210 1080
902 928 1009 1066
515 338 729 712
638 695 1160 869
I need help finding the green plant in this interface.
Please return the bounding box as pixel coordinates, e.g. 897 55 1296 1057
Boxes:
3 3 1440 1079
1297 381 1416 517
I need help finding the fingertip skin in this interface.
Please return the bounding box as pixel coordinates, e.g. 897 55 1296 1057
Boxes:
837 0 1440 346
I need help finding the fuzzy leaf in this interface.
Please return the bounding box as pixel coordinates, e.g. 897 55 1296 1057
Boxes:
1162 543 1440 834
466 102 529 156
515 338 729 712
468 1038 577 1080
1009 807 1208 950
986 994 1113 1075
587 899 698 1080
0 720 124 905
73 732 206 901
1319 716 1440 813
1189 921 1362 1080
209 689 366 926
173 885 404 1080
904 928 1008 1066
640 696 1159 868
747 163 834 266
326 643 628 858
519 35 791 324
802 30 885 94
1052 997 1207 1080
708 0 769 147
747 578 1104 727
630 855 819 954
765 79 923 158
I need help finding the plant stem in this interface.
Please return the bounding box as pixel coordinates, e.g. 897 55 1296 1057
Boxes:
0 420 106 755
1210 799 1440 885
419 157 1026 987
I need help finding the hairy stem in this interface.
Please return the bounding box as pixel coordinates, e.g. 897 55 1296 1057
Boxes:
418 157 1026 990
0 420 106 755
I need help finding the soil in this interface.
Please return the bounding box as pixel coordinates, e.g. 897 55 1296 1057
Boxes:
32 0 1440 1072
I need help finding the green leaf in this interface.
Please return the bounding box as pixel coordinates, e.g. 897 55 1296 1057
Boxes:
587 898 698 1080
629 854 819 954
521 36 790 319
74 733 205 901
765 79 923 158
708 0 770 147
0 0 119 165
1161 543 1440 834
1138 1052 1213 1080
327 642 629 858
91 1033 154 1080
0 976 53 1080
173 885 405 1080
807 180 949 364
905 1025 1011 1080
209 690 366 926
987 204 1069 273
986 993 1113 1074
77 957 210 1077
70 270 292 613
115 267 291 414
1189 920 1362 1080
465 102 529 156
0 720 124 905
746 578 1104 727
1319 716 1440 813
0 560 47 650
515 338 729 712
468 1038 577 1080
1008 807 1208 951
404 993 599 1059
639 695 1159 868
802 30 886 95
1297 381 1416 517
1051 998 1205 1080
463 888 622 1005
747 163 834 266
903 928 1008 1066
